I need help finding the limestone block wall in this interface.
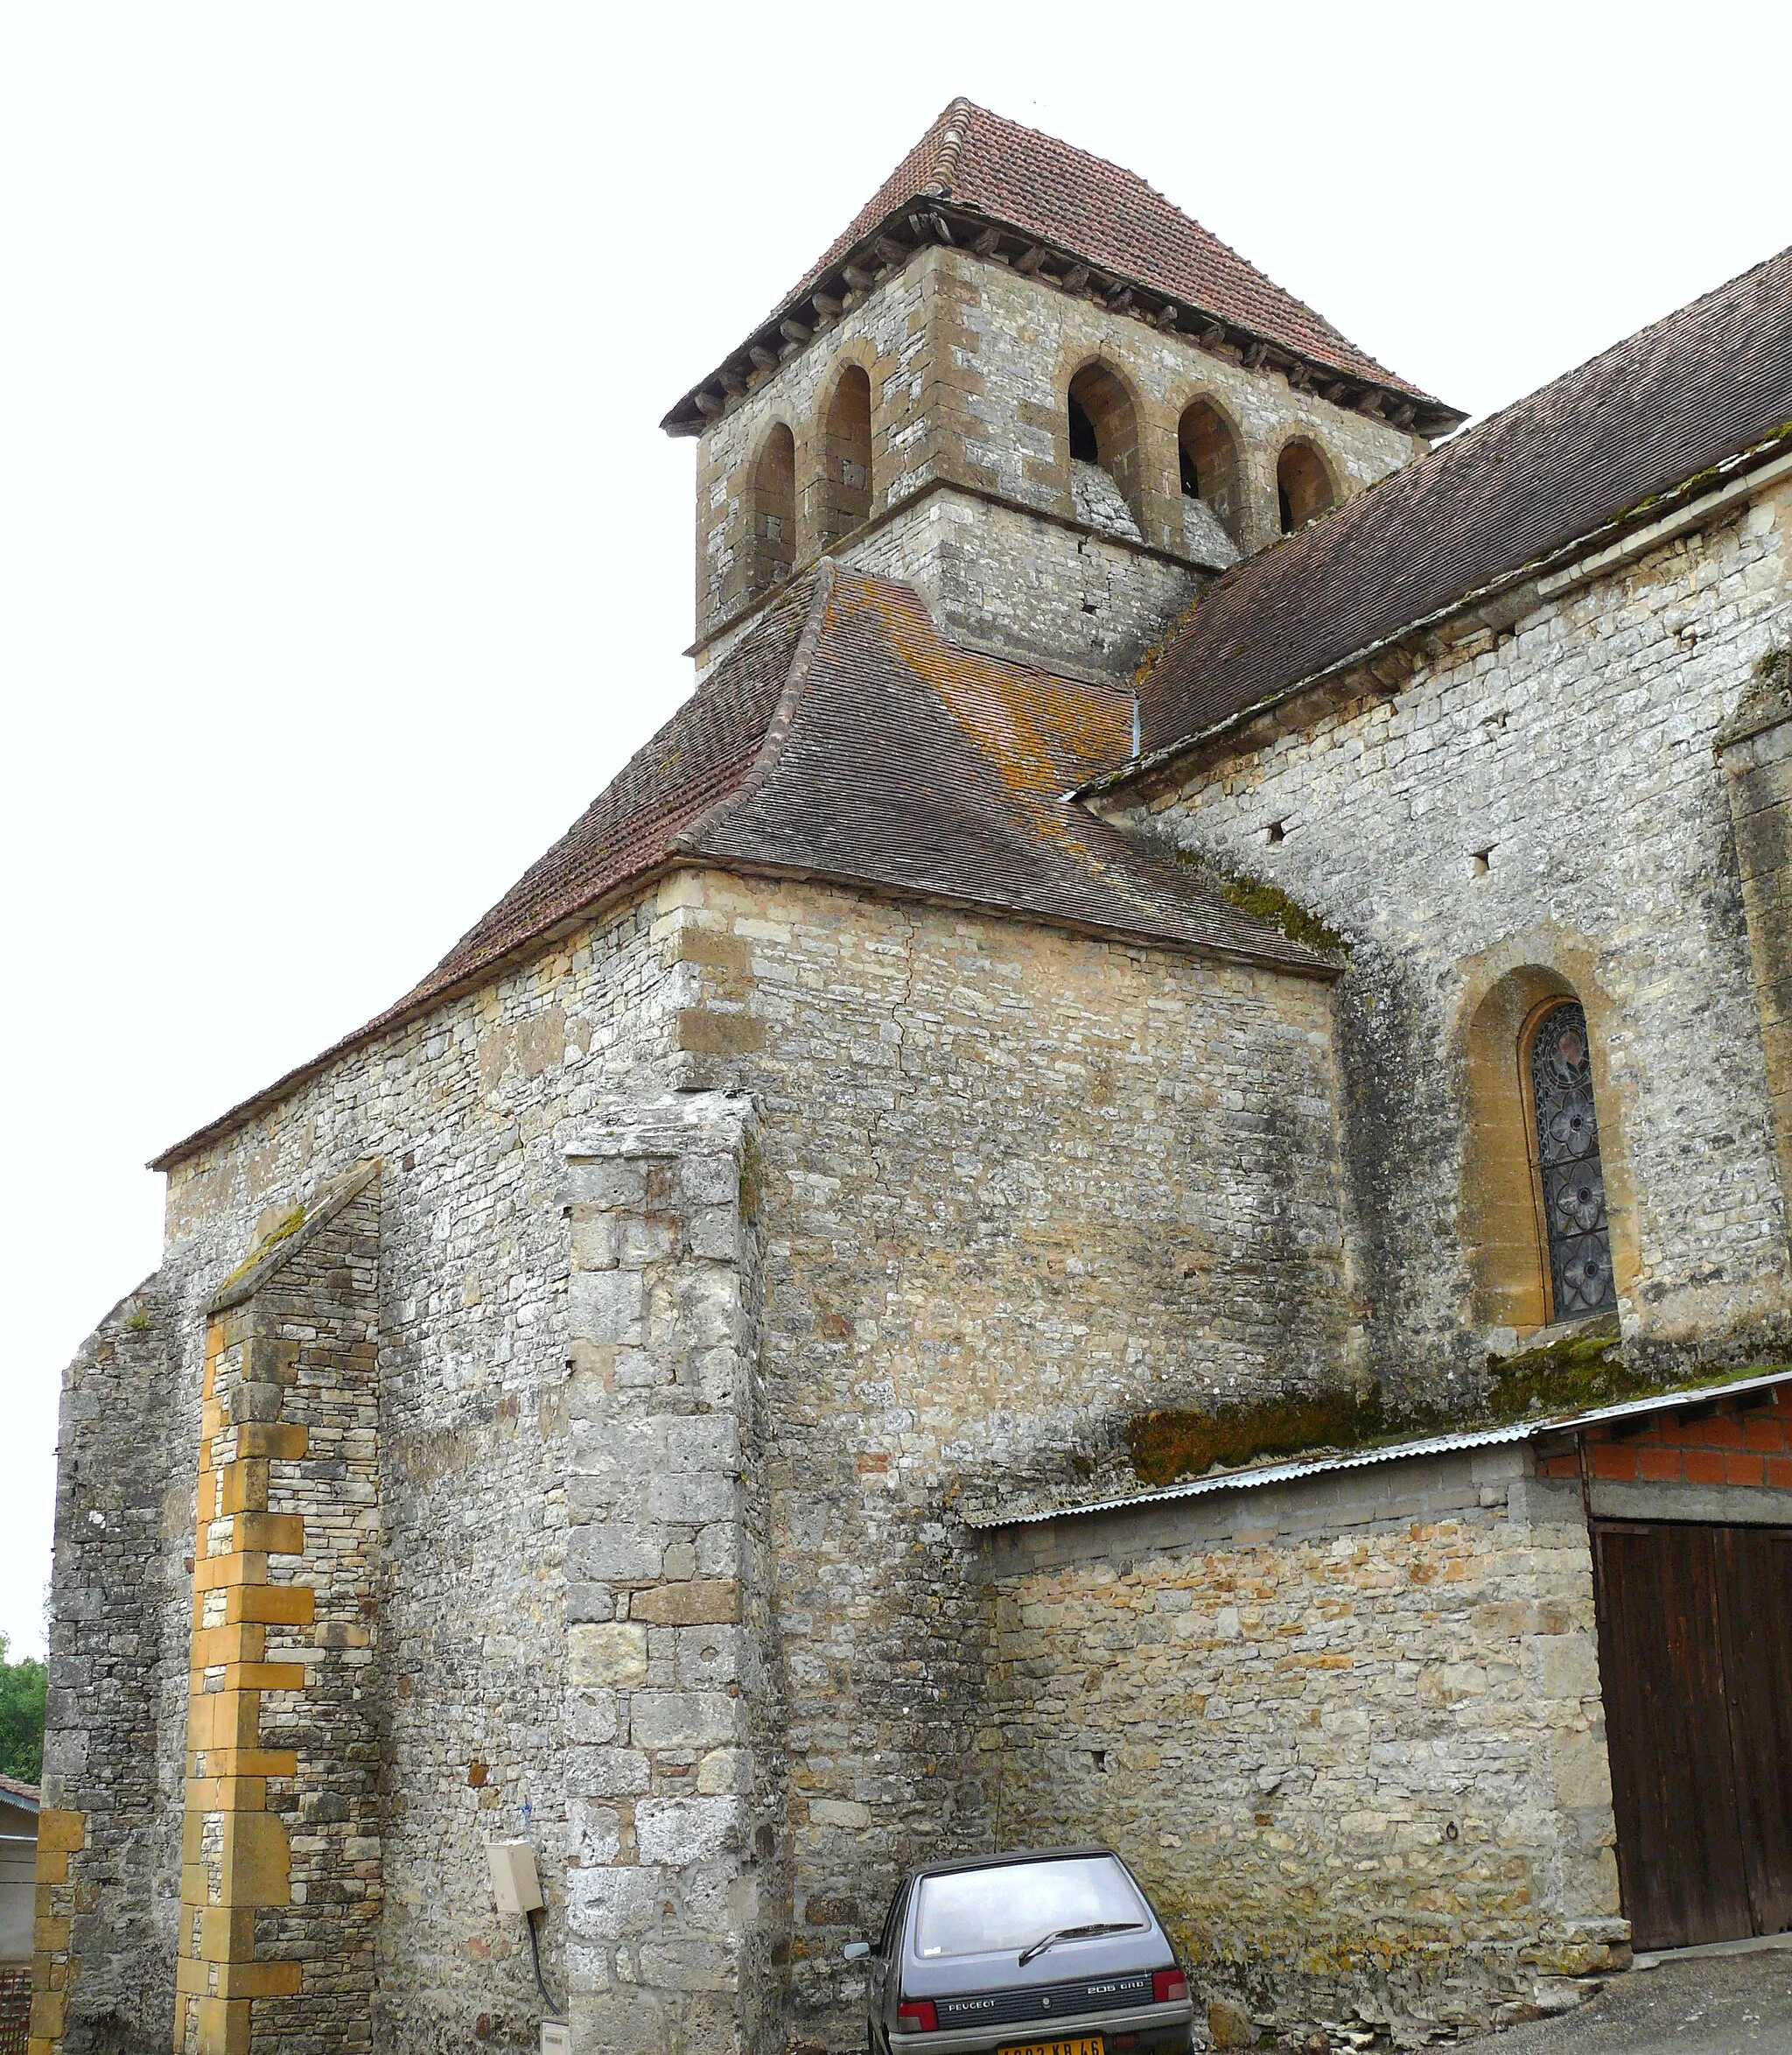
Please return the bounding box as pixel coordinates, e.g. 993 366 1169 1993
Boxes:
983 1445 1628 2044
558 1095 785 2055
1113 473 1792 1397
694 246 1422 679
840 487 1202 688
1718 655 1792 1229
654 868 1357 2047
40 899 682 2054
172 1166 383 2055
32 1280 181 2055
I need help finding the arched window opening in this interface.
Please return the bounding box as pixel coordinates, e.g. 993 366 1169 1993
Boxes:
1178 399 1242 546
818 366 873 547
748 424 796 597
1277 438 1334 534
1527 1000 1617 1319
1068 393 1099 463
1067 361 1143 541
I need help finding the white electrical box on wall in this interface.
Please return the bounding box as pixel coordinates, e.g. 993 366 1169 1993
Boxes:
540 2023 571 2053
486 1840 544 1915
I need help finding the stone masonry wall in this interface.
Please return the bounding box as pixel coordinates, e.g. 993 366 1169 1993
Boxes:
55 852 1363 2055
1718 656 1792 1213
1113 472 1792 1402
32 1279 181 2055
984 1445 1628 2046
557 1094 786 2055
171 1167 383 2055
49 899 682 2055
695 246 1422 680
656 868 1358 2048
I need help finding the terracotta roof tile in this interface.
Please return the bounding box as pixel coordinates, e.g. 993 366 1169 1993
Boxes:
806 99 1424 395
151 571 1320 1168
666 99 1455 430
1135 245 1792 759
683 570 1326 970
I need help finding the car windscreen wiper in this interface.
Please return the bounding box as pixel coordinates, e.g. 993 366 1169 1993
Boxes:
1016 1920 1144 1967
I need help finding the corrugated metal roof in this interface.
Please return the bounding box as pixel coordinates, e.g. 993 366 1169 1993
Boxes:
968 1366 1792 1530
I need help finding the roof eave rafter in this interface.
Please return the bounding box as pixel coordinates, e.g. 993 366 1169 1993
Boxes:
660 202 1465 443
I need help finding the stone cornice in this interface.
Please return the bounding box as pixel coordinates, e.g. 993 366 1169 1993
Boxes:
659 204 1466 445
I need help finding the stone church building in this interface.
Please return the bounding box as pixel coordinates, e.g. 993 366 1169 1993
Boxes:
31 99 1792 2055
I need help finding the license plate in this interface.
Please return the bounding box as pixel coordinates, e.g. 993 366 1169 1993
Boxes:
998 2041 1102 2055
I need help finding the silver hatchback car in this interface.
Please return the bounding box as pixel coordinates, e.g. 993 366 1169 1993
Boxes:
846 1845 1194 2055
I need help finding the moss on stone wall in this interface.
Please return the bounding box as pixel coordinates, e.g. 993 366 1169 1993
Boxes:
214 1205 307 1294
1219 873 1351 957
1170 851 1351 958
1127 1322 1792 1488
1130 1390 1390 1488
1482 1320 1642 1421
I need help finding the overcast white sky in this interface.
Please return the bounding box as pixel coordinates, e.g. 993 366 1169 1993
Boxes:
4 3 1788 1661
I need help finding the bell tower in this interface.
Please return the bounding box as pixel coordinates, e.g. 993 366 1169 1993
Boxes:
663 100 1461 687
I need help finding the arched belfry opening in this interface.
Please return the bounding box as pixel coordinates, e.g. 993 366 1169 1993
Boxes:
1278 438 1335 534
748 423 797 597
1525 999 1618 1318
818 365 873 547
1067 361 1144 540
1178 399 1242 544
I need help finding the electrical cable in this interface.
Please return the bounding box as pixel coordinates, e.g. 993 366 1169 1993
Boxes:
526 1905 564 2020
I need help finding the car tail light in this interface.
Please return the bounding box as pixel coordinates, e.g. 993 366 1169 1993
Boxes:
897 2000 939 2032
1152 1967 1189 2003
1112 2037 1140 2051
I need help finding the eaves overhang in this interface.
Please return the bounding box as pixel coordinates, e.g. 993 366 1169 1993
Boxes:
659 200 1466 445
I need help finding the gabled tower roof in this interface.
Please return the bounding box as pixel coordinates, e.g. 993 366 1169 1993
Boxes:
663 98 1463 439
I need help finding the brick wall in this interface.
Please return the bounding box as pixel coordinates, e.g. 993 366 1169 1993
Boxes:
1536 1383 1792 1490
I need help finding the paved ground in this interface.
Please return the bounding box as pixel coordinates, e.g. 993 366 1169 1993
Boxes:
1481 1945 1792 2051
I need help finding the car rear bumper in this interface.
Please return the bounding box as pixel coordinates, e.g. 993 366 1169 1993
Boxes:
890 1997 1195 2055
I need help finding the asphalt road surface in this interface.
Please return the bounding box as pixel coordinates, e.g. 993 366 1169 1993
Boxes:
1482 1946 1792 2051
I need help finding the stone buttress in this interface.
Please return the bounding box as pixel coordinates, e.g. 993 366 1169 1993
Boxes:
557 1094 787 2055
173 1164 383 2055
1718 652 1792 1237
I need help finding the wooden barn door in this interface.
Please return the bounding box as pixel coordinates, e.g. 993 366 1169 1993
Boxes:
1592 1521 1792 1951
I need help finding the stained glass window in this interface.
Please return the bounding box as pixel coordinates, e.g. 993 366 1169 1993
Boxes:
1530 1000 1617 1318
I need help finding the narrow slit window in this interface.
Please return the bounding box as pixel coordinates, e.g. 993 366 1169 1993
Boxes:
1529 1000 1617 1317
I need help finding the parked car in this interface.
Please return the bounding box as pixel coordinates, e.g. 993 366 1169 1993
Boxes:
845 1844 1194 2054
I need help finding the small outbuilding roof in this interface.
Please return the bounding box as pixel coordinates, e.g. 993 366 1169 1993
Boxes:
0 1776 38 1813
968 1365 1792 1530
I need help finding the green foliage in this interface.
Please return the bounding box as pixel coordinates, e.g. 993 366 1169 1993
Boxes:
0 1633 46 1785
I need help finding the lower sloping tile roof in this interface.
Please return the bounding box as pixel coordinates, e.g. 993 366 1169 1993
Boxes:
683 571 1322 965
1133 245 1792 761
152 570 1316 1168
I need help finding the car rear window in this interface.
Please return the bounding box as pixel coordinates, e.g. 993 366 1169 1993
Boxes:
912 1855 1149 1959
